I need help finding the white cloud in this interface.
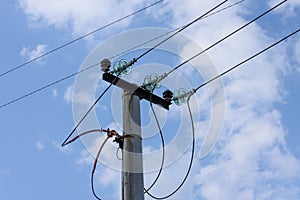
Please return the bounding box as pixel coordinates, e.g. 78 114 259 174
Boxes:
268 0 300 16
20 44 47 63
294 37 300 69
64 85 94 105
36 140 44 150
76 149 94 166
18 0 150 36
63 85 73 103
63 85 108 112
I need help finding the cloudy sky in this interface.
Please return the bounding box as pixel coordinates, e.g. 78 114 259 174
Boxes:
1 0 300 199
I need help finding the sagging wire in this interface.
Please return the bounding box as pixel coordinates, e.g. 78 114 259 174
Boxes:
91 136 110 200
144 89 166 194
145 94 196 199
0 0 245 110
61 0 228 146
65 128 124 200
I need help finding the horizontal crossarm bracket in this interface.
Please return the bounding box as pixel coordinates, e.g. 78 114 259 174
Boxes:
103 73 171 110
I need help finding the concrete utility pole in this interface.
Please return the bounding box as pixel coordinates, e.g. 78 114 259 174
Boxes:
102 72 171 200
122 91 144 200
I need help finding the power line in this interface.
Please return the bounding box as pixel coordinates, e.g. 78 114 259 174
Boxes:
61 128 122 199
193 28 300 92
91 136 110 200
61 0 229 147
61 81 116 146
0 0 243 110
111 0 247 60
156 0 287 83
145 98 195 199
0 0 164 78
135 0 229 61
144 96 165 194
0 63 99 109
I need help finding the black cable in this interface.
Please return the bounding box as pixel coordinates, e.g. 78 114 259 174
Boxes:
62 128 118 199
63 129 103 146
91 136 110 200
0 0 164 78
165 0 287 78
135 0 229 61
61 0 228 146
0 63 99 109
112 0 247 60
0 0 244 110
61 81 116 146
193 28 300 92
145 96 195 199
144 99 165 194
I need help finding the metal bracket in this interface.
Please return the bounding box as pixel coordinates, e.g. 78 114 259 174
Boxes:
103 73 171 110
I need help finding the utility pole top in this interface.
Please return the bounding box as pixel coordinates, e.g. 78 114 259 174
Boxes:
102 73 171 110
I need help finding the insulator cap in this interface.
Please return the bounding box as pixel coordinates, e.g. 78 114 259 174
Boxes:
163 90 173 102
100 59 111 72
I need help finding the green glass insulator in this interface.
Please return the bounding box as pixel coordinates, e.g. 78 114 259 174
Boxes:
113 59 131 76
143 73 161 91
173 88 188 106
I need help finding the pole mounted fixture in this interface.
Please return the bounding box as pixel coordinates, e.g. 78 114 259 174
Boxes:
100 59 111 72
102 72 171 110
162 90 173 103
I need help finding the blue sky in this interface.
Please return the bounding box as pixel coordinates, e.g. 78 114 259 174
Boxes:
1 0 300 200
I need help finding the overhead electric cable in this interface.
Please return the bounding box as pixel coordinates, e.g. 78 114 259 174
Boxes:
62 128 120 199
111 0 247 60
193 28 300 92
0 63 99 109
134 0 229 61
61 82 115 146
63 129 103 146
0 0 164 78
0 0 244 110
145 97 195 199
91 136 110 200
61 0 229 146
144 98 165 194
148 0 287 86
